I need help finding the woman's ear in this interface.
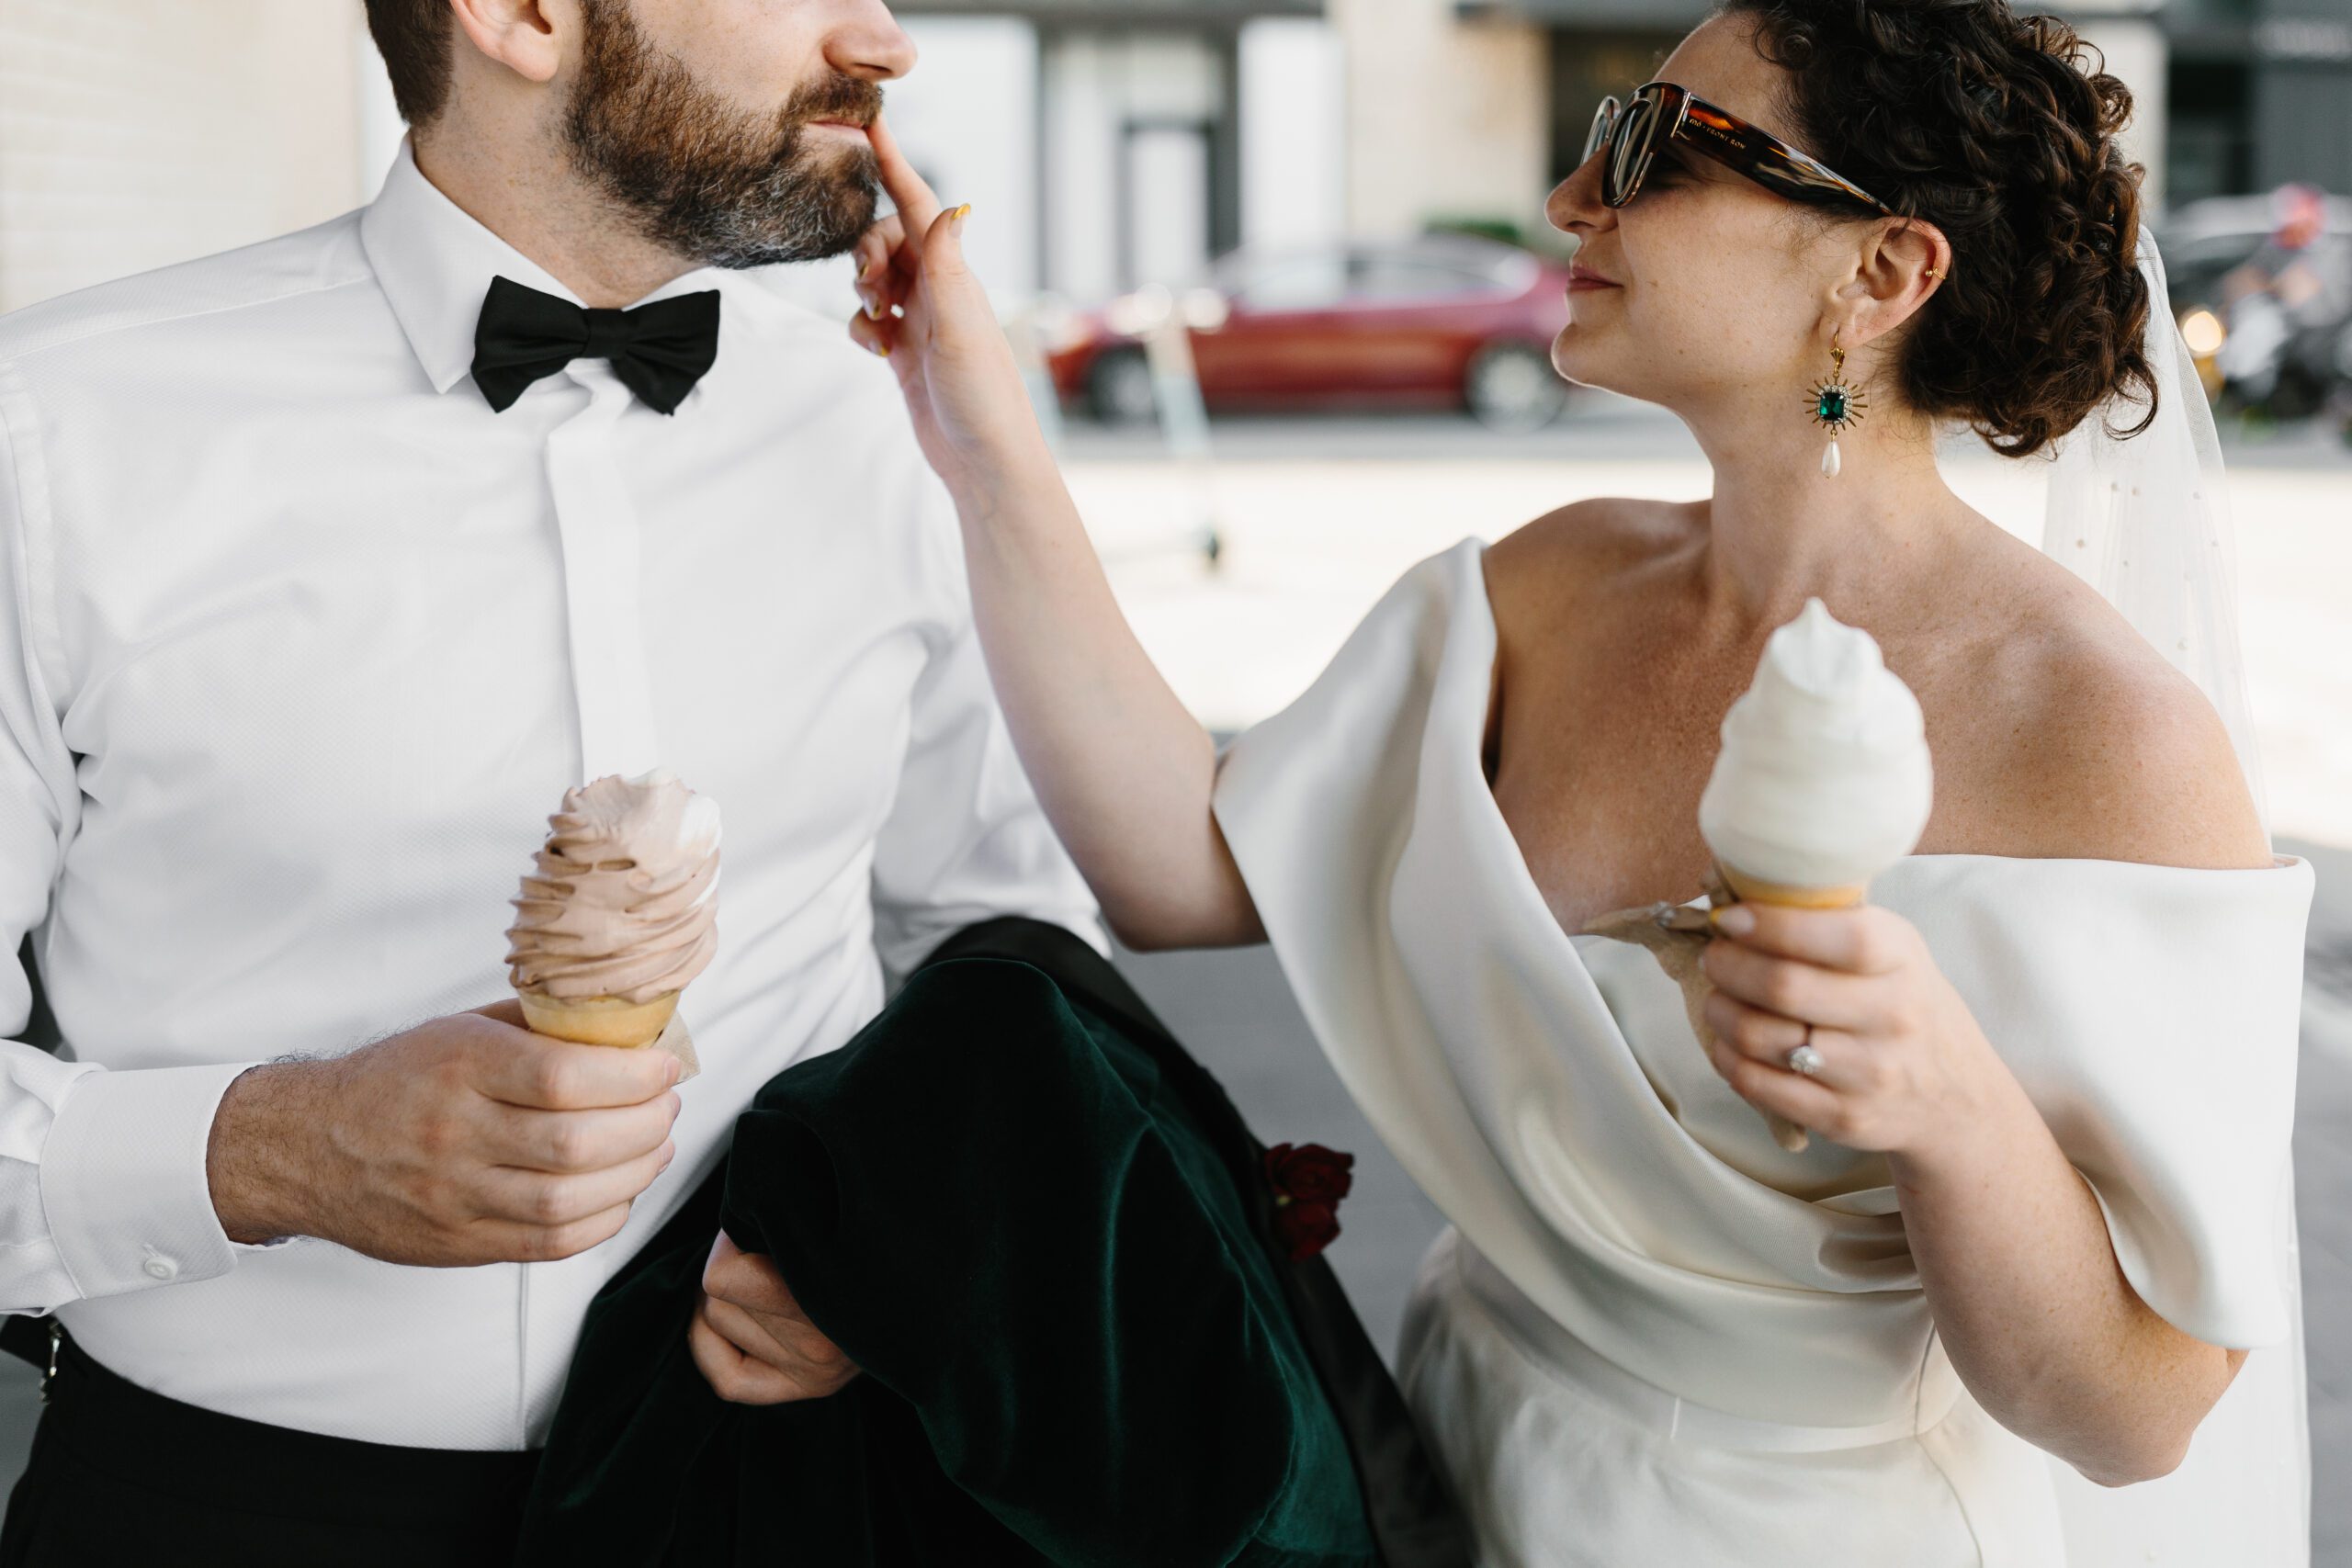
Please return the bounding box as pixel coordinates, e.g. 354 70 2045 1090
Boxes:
1844 220 1952 350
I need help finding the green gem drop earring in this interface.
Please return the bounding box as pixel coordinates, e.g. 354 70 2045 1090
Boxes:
1805 332 1869 478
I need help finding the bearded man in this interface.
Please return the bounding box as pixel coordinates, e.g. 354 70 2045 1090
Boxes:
0 3 1101 1559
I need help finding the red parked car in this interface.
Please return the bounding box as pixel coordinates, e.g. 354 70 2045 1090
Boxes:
1046 235 1577 430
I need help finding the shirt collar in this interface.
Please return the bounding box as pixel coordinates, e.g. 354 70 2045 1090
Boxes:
358 133 739 398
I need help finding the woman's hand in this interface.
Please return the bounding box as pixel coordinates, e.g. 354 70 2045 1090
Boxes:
1698 902 2005 1158
688 1229 860 1405
847 117 1056 502
835 120 1259 952
1700 902 2248 1483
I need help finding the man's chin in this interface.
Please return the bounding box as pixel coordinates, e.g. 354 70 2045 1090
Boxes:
710 168 879 269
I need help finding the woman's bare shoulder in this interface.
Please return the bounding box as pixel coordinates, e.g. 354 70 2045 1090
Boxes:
1483 499 1700 627
1489 497 1701 567
1983 596 2271 872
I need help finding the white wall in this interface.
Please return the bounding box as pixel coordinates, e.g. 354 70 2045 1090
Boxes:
0 0 371 314
1043 34 1121 300
1043 30 1226 301
356 17 408 202
1327 0 1549 242
886 17 1040 295
2075 17 2170 214
1238 17 1346 255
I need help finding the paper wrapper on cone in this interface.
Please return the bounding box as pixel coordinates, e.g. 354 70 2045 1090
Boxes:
515 987 701 1083
1581 867 1817 1154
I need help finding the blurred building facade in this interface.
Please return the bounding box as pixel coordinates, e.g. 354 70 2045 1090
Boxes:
889 0 1351 300
2165 0 2352 199
901 0 2352 298
885 0 2257 302
1 0 2345 318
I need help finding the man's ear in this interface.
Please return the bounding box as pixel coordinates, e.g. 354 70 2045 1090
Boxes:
447 0 569 89
1844 220 1951 350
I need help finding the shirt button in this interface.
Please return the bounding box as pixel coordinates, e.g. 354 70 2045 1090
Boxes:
141 1253 179 1281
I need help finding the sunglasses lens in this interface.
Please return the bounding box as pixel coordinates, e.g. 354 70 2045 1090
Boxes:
1608 96 1655 204
1581 97 1618 167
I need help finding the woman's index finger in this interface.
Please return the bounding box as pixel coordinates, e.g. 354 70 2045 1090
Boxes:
866 115 942 258
1713 902 1905 976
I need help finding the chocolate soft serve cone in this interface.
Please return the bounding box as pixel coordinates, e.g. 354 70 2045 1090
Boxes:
505 768 720 1075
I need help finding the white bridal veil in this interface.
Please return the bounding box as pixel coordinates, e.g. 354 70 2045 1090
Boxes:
2036 226 2310 1568
2042 224 2270 838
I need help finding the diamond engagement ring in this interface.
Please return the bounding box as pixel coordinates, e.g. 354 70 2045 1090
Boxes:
1786 1027 1826 1078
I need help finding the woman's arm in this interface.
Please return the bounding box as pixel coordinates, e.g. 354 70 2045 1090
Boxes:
1887 1076 2244 1485
847 118 1260 951
1701 905 2242 1486
1701 649 2274 1483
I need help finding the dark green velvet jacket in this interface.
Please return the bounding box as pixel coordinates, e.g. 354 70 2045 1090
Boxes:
512 919 1470 1568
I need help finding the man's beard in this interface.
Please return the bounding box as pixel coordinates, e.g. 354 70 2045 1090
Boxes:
561 0 883 269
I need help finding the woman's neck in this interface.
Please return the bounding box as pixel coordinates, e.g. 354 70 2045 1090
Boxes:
1682 401 1969 634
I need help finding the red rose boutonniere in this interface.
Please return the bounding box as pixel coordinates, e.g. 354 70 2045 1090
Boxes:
1264 1142 1356 1261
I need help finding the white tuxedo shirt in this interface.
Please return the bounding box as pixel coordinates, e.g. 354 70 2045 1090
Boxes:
0 136 1099 1447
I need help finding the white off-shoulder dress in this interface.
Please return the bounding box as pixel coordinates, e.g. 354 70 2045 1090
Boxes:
1210 539 2317 1568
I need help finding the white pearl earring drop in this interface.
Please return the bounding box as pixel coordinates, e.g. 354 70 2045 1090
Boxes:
1804 334 1867 479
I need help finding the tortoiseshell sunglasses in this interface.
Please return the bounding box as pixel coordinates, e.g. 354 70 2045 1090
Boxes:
1583 82 1894 217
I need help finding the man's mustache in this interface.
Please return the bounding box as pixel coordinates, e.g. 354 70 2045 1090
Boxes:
784 73 884 132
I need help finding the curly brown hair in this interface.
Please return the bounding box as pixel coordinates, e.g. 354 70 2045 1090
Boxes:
1718 0 2155 456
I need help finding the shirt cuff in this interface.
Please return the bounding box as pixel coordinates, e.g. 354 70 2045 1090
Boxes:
40 1061 263 1301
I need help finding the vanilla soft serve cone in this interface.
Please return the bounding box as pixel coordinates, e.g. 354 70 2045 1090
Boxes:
505 768 720 1075
1700 599 1933 908
1577 601 1935 1153
1690 599 1932 1152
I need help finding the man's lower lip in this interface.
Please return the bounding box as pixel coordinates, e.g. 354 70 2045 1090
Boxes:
1567 279 1620 292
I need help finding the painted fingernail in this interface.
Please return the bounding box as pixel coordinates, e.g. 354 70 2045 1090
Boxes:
949 203 973 228
864 298 886 321
1710 905 1756 936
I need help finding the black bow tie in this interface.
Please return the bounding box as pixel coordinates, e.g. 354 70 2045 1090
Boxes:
470 275 722 415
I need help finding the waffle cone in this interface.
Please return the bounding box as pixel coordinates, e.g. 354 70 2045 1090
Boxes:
1714 864 1870 910
516 988 680 1049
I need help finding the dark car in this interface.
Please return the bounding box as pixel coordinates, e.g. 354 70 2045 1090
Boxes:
1046 235 1577 430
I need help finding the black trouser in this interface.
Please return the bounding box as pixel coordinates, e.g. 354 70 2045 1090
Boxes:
0 1328 539 1567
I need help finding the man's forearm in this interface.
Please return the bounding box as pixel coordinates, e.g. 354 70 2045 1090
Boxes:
205 1061 318 1246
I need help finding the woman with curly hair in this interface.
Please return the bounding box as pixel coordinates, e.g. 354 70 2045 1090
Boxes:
843 1 2316 1561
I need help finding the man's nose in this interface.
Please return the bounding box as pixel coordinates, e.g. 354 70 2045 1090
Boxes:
828 0 917 83
1547 152 1612 238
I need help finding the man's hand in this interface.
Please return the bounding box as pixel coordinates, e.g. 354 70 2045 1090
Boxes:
205 999 682 1267
688 1230 859 1404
